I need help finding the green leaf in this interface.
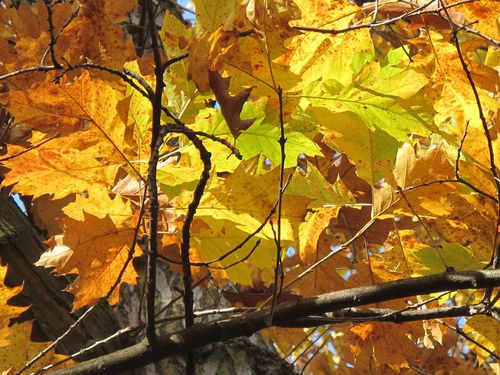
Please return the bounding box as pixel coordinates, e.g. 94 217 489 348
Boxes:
303 55 435 142
410 242 487 277
319 110 399 185
236 101 322 168
286 163 355 209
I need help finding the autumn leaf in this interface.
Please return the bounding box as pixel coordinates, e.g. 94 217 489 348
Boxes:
1 0 500 373
36 212 139 311
58 0 137 69
464 316 500 364
208 70 254 138
1 132 120 199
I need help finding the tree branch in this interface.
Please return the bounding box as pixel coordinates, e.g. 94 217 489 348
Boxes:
144 0 165 346
279 304 496 327
52 269 500 375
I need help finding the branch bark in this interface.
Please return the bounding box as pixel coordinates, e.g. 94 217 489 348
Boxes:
52 269 500 375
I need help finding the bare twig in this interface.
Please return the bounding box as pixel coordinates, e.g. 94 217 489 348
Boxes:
299 333 329 375
269 86 287 325
291 0 474 35
292 328 329 366
401 178 497 203
42 0 62 68
162 52 188 71
177 129 211 374
455 120 469 176
32 327 135 374
163 123 242 160
284 328 318 359
460 25 500 47
438 320 500 361
0 65 57 82
158 185 284 268
397 187 448 268
40 4 80 65
155 274 211 318
60 63 151 99
144 0 165 346
439 0 500 268
0 132 60 162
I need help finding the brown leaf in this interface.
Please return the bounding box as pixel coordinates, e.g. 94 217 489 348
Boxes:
208 70 254 138
361 0 465 31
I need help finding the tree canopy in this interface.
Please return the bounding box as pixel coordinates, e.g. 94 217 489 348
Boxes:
0 0 499 374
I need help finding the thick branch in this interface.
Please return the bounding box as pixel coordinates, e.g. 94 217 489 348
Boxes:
279 304 495 327
52 269 500 375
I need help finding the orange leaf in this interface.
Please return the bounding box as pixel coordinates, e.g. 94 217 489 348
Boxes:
37 212 140 311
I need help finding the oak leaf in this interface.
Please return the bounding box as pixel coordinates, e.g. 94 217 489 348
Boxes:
36 212 139 311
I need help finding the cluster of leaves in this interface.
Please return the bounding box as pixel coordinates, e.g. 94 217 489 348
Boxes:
0 0 499 373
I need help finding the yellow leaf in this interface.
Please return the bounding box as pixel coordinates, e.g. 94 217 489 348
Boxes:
2 131 120 199
37 213 139 311
0 322 70 373
372 143 456 219
62 185 132 224
453 0 500 37
464 316 500 364
288 0 371 87
208 28 300 96
59 0 136 69
299 207 340 263
193 0 240 34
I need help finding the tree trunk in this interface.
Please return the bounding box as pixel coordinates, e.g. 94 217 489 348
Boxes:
0 193 126 357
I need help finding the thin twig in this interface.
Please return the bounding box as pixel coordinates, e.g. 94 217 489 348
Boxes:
159 240 262 270
282 304 495 327
401 178 497 203
397 187 448 268
163 52 188 71
299 334 329 375
439 0 500 268
438 320 500 361
291 0 474 35
282 217 376 294
41 4 80 65
60 63 150 99
178 129 211 375
292 328 329 366
284 328 318 359
164 123 242 159
455 120 469 176
461 25 500 47
42 0 62 68
0 65 57 82
269 86 287 325
176 2 195 15
158 189 282 267
32 327 135 374
155 274 211 318
0 132 60 162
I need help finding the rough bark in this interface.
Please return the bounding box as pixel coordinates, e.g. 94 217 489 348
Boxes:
0 193 125 357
